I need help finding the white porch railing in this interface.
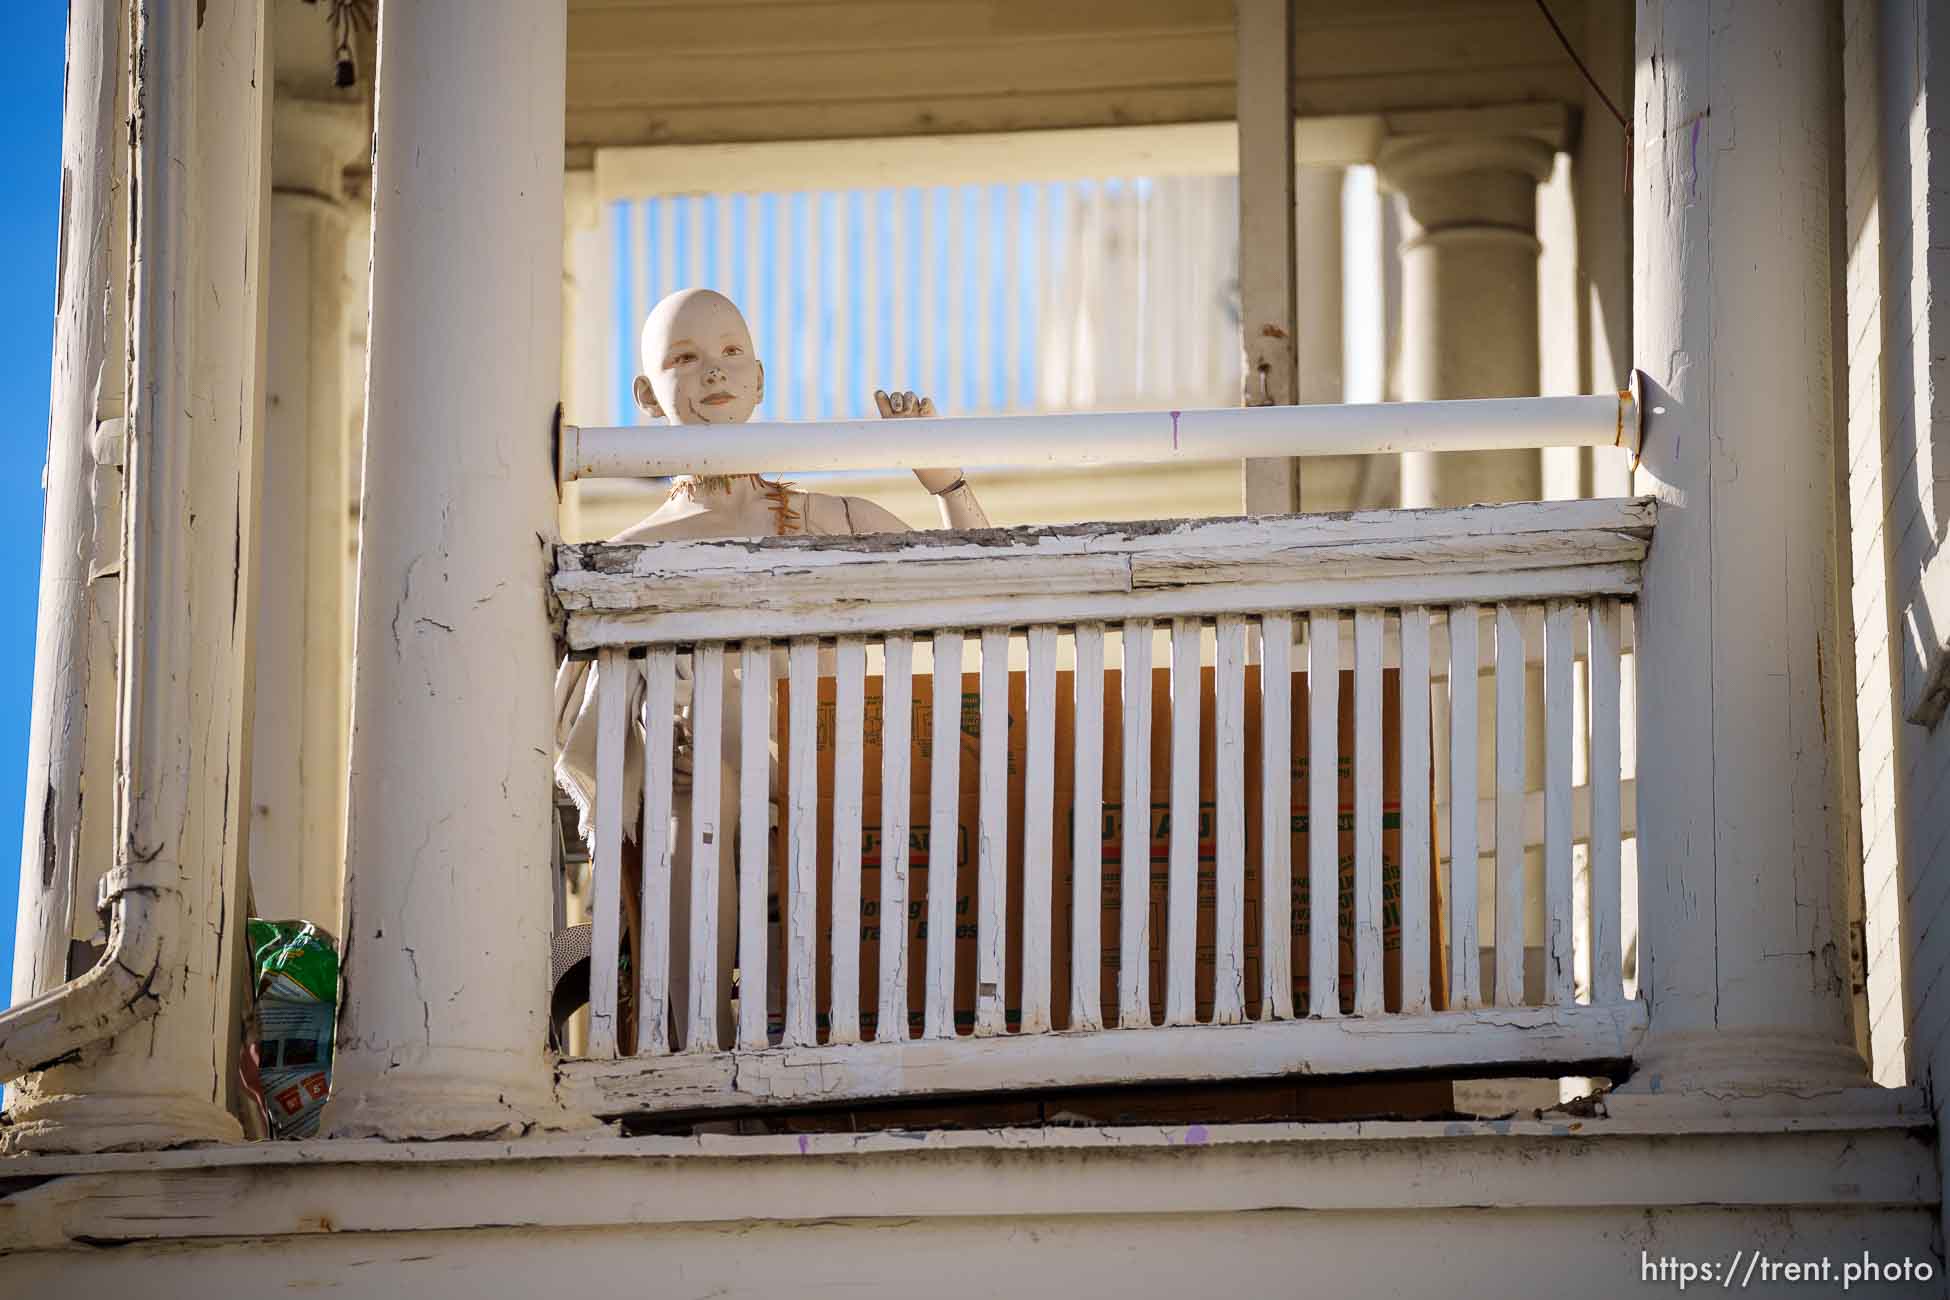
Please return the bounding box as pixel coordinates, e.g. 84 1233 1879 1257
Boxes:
551 498 1651 1118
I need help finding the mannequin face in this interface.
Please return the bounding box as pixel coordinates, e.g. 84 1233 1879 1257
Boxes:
633 289 764 425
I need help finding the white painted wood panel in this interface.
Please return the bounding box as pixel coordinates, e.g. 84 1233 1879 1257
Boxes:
641 647 679 1056
1071 622 1106 1031
589 650 628 1059
828 636 867 1044
1494 604 1526 1007
1022 625 1058 1033
1447 605 1480 1010
785 638 819 1047
737 639 771 1050
1260 612 1294 1020
687 643 725 1050
1589 597 1624 1005
1307 610 1340 1019
878 633 914 1041
1166 617 1202 1026
1398 606 1433 1015
1352 609 1384 1016
926 630 963 1038
976 626 1009 1036
1543 601 1576 1007
1120 619 1154 1028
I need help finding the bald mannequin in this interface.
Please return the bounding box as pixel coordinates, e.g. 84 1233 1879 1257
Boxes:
615 288 990 541
555 289 988 1050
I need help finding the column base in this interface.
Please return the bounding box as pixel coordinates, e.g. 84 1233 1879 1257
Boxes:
1 1086 243 1154
1620 1028 1871 1102
320 1051 597 1141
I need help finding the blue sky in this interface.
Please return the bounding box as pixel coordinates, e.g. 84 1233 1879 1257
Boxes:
0 5 73 1004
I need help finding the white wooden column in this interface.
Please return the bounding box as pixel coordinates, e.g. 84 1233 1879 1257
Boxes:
1237 0 1299 514
322 0 575 1138
249 99 367 931
8 0 270 1152
1379 128 1554 507
11 0 126 1013
1630 0 1865 1093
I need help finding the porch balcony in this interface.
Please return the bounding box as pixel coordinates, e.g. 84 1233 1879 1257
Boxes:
544 395 1651 1122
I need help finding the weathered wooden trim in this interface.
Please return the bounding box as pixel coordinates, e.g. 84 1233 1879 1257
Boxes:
555 1003 1646 1118
4 1089 1930 1254
557 500 1652 647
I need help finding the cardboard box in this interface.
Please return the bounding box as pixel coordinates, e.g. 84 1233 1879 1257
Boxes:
779 658 1443 1041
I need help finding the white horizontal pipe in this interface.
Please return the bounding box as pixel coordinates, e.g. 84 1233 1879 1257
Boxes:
561 389 1640 482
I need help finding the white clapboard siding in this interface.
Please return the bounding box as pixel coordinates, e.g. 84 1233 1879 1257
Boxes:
976 627 1010 1036
1447 605 1481 1010
589 649 628 1059
927 630 963 1038
1071 622 1106 1032
1166 617 1202 1026
1589 597 1625 1004
1307 610 1340 1019
1021 626 1058 1032
878 633 914 1041
687 643 725 1051
1494 604 1526 1007
1120 619 1155 1029
785 638 819 1047
1352 609 1384 1017
1543 601 1577 1006
829 636 867 1044
1260 611 1294 1020
1212 617 1248 1024
737 639 771 1051
1397 607 1433 1015
640 647 678 1056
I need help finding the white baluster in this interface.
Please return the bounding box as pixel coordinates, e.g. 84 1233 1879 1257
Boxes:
878 633 914 1041
1495 603 1526 1006
976 626 1009 1036
687 643 724 1050
1307 610 1340 1018
1448 605 1481 1010
1352 609 1384 1016
589 649 627 1059
1398 607 1433 1015
640 646 677 1055
1165 617 1201 1026
1072 622 1106 1032
1543 601 1577 1006
1589 598 1624 1004
737 639 771 1050
784 637 818 1047
1022 625 1058 1033
829 636 867 1044
1213 615 1248 1024
1119 619 1154 1029
926 630 963 1038
1260 613 1294 1020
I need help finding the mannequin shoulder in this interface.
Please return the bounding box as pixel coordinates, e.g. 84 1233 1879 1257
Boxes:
798 491 916 537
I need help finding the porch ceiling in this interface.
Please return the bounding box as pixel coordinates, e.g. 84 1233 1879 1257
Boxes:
564 0 1592 167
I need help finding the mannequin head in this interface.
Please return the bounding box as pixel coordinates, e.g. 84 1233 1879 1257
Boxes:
632 288 765 425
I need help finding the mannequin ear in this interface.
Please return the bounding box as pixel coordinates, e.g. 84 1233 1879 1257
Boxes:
755 360 765 406
632 374 664 419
